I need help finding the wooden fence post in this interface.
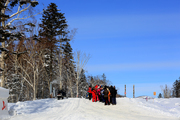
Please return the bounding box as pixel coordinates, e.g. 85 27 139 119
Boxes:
133 85 135 98
125 85 126 97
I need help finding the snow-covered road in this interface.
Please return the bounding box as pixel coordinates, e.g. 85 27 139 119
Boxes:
7 98 180 120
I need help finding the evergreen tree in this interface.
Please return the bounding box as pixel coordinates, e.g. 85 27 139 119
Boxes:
102 73 107 85
39 2 70 90
173 78 180 97
5 40 27 102
63 41 75 97
158 93 162 98
78 69 88 98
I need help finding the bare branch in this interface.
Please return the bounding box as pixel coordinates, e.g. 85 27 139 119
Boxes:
9 4 31 19
6 10 43 27
4 0 10 8
17 60 32 84
17 6 21 18
18 72 33 88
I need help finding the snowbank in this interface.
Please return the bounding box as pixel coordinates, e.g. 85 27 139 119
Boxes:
129 98 180 118
0 87 9 120
8 98 180 120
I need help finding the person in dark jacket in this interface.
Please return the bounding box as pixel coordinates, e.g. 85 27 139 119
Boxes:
111 86 117 105
88 86 92 100
101 86 105 102
103 86 109 105
99 86 102 102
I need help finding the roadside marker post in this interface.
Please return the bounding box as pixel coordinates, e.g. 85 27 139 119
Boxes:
153 92 156 102
153 92 156 98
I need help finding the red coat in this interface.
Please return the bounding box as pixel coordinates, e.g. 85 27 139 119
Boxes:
92 89 97 97
88 87 92 93
95 85 98 89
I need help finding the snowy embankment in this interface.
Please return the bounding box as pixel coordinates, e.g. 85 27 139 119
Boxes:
129 98 180 118
6 98 180 120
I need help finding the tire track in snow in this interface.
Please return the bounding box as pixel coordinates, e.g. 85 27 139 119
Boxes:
56 98 81 120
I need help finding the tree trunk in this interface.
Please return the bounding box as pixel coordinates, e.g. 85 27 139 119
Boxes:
59 43 62 90
36 71 38 99
42 80 44 99
76 75 79 98
0 11 5 87
27 85 29 100
66 72 73 97
70 81 73 98
48 80 50 97
59 61 62 90
33 71 36 100
70 78 73 98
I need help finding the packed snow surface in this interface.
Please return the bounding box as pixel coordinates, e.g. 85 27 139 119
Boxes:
6 98 180 120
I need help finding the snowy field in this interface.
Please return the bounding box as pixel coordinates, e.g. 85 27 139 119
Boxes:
5 98 180 120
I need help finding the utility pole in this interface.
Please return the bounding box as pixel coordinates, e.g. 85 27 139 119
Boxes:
133 85 135 98
125 84 126 97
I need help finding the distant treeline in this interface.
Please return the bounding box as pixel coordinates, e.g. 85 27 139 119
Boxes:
158 78 180 98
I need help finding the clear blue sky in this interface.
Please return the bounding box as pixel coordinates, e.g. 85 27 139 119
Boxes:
37 0 180 98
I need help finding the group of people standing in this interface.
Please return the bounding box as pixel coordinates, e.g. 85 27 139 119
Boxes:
87 85 117 105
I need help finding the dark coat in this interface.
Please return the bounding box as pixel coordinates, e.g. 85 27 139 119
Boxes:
110 86 113 96
111 88 117 98
103 89 108 98
57 90 66 96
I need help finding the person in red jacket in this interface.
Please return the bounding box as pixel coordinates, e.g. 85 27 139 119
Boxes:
96 86 101 101
88 86 92 100
95 85 98 89
91 88 97 102
94 85 99 101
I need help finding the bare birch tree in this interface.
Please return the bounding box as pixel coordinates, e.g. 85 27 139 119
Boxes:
160 84 172 98
73 51 90 97
0 0 39 87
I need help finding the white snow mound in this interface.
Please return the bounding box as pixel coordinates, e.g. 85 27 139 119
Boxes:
7 98 180 120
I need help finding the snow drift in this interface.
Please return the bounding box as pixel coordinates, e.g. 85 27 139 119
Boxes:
7 98 180 120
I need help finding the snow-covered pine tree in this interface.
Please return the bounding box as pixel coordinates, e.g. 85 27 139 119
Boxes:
78 69 88 98
5 40 28 102
63 42 75 97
